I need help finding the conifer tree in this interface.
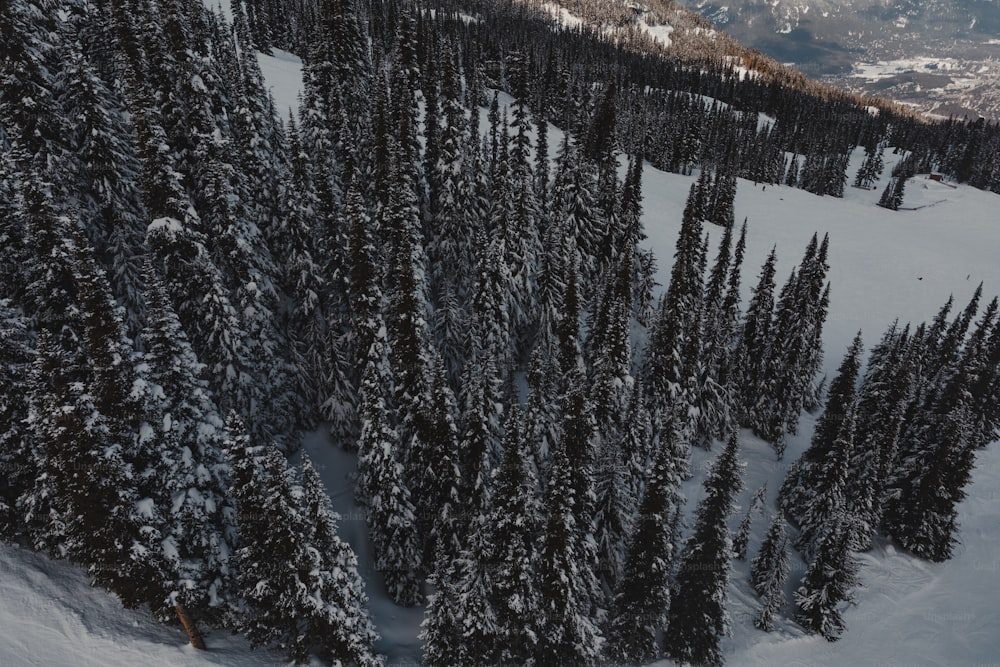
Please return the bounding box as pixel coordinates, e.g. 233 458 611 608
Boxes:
551 133 606 298
0 151 26 301
780 334 863 559
854 143 884 189
645 182 706 429
57 42 147 332
145 198 278 446
750 517 791 632
488 406 543 664
713 220 748 394
299 456 382 666
883 367 978 562
18 181 85 347
448 488 498 666
846 323 913 551
0 297 34 537
785 154 799 188
230 441 331 660
355 324 422 605
732 247 777 429
604 422 685 665
506 53 542 361
664 433 744 667
279 119 328 421
139 261 236 622
794 519 859 640
382 149 436 477
535 110 551 211
536 435 603 666
755 235 830 451
24 239 161 611
420 541 463 667
593 414 638 591
524 343 561 491
0 0 67 174
733 484 767 561
457 354 504 525
586 255 634 442
964 298 1000 449
427 60 474 320
411 352 462 564
469 224 513 373
555 260 584 381
878 175 908 211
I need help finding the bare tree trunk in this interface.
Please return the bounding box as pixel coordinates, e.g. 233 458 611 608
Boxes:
175 604 206 650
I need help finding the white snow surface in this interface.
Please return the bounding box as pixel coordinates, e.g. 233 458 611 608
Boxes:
256 49 304 122
641 142 1000 667
0 542 287 666
638 18 674 47
537 1 586 30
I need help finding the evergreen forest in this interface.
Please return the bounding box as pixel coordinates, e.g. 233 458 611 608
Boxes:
2 0 1000 664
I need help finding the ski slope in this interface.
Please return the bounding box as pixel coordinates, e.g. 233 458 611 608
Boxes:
639 142 1000 667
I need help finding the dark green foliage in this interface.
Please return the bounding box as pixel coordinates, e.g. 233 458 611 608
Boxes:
780 334 863 561
751 518 790 632
229 429 381 664
139 261 236 621
23 238 159 610
882 290 995 562
733 484 767 561
4 0 1000 659
732 247 777 430
846 322 913 551
794 520 859 641
664 433 744 667
877 176 907 210
645 181 706 438
488 406 543 664
604 421 684 665
355 328 422 606
536 437 603 666
0 297 34 537
753 235 830 455
854 143 884 189
420 543 464 667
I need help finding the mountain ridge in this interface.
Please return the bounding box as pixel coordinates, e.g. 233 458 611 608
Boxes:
680 0 1000 118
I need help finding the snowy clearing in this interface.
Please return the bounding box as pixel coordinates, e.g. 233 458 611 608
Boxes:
256 49 304 123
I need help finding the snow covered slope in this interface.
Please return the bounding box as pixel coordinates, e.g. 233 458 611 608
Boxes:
0 542 286 666
4 25 998 665
642 146 1000 667
256 49 303 122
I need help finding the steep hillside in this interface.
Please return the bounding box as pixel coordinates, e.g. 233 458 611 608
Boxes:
4 126 999 664
513 0 921 116
3 0 1000 665
680 0 1000 118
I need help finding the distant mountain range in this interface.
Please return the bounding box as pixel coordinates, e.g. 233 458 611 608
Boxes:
681 0 1000 118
